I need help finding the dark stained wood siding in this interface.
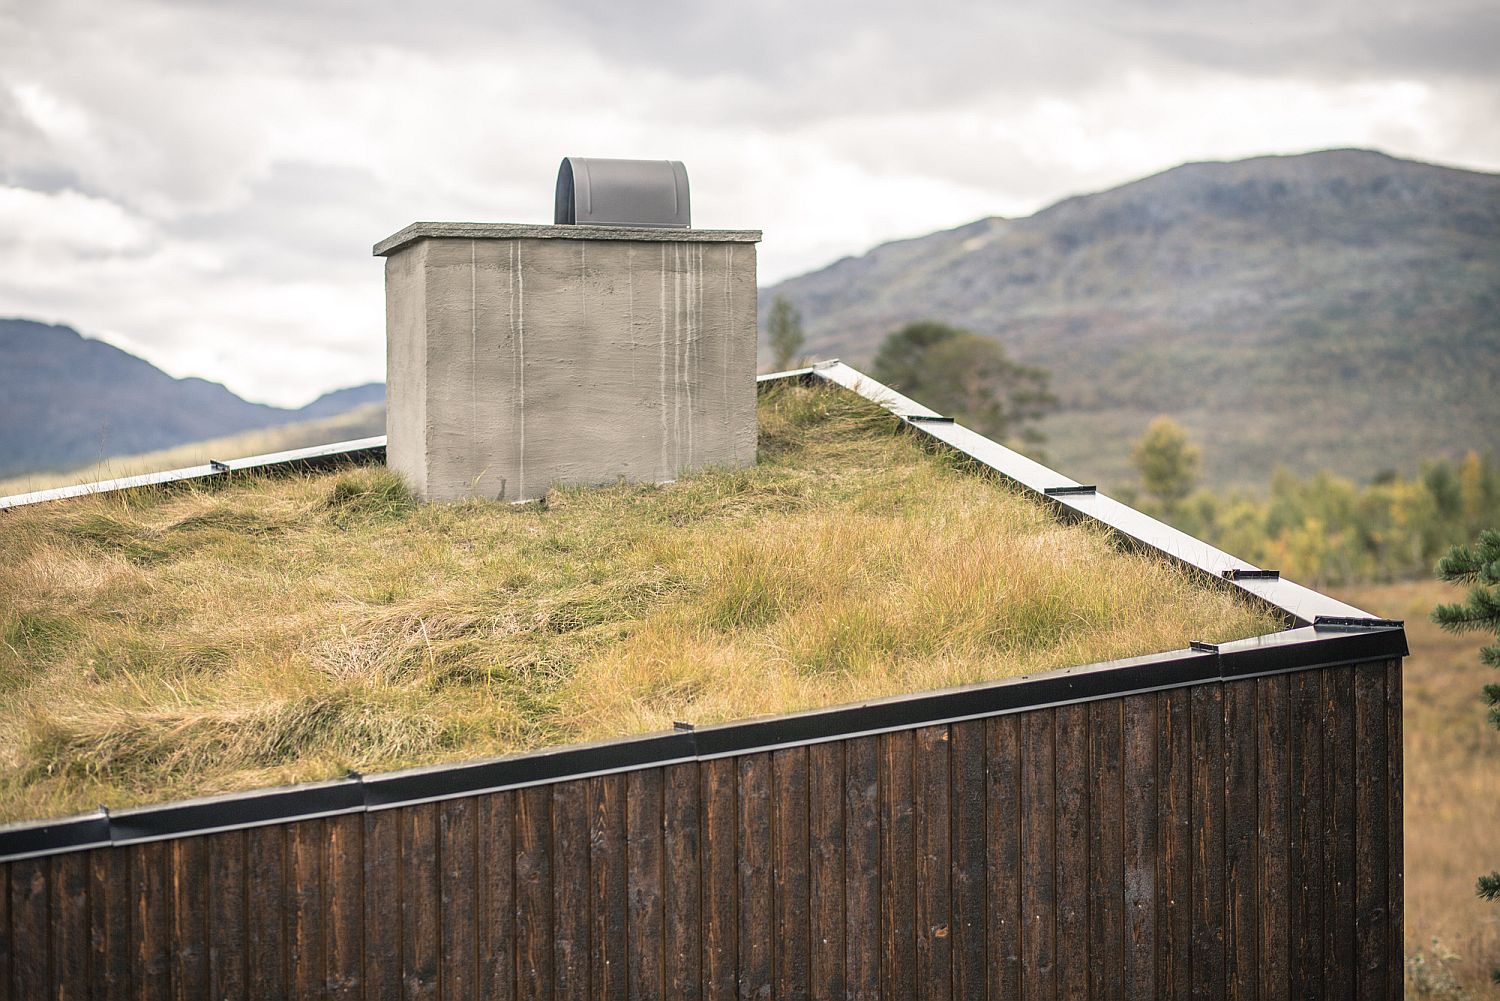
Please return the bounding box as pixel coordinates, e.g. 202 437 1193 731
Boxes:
0 658 1404 999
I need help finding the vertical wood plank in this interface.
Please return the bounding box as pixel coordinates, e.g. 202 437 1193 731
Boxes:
986 715 1023 1001
626 768 663 1001
324 815 363 1001
1157 689 1192 1001
1355 662 1391 998
168 837 208 1001
363 810 402 1001
950 721 986 1001
401 805 441 1001
477 792 516 1001
1089 699 1125 1001
1122 694 1158 1001
132 841 172 1001
843 737 880 1001
700 761 738 1001
878 730 915 1001
0 859 9 1001
808 741 846 1001
1323 665 1356 999
1224 680 1259 1001
590 776 627 1001
736 754 772 1001
206 831 247 1001
1020 709 1057 1001
10 857 49 1001
515 787 553 1001
1386 659 1404 1001
91 847 133 1001
51 849 90 999
1190 684 1226 1000
550 781 590 1001
1288 670 1324 1000
441 797 480 1001
246 824 288 1001
1054 702 1090 999
288 820 326 1001
773 747 810 1001
1257 675 1291 1001
663 763 702 999
913 726 951 1001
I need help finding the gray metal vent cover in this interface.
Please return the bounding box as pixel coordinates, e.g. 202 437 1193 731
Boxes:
555 157 690 228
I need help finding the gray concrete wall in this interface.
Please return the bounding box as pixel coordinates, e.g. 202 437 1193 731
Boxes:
381 227 760 503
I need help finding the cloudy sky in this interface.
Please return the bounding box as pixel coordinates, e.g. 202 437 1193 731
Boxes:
2 0 1497 406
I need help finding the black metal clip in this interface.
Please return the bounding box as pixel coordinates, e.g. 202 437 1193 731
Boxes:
1221 568 1280 580
1312 615 1404 631
905 414 954 423
209 459 231 473
1189 640 1220 653
672 720 695 732
1044 485 1098 496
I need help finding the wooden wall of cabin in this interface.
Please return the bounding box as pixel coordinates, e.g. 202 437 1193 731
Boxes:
0 657 1403 1000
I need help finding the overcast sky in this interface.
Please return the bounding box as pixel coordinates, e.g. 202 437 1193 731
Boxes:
2 0 1497 406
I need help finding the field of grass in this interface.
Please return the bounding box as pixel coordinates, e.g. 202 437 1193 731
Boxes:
0 384 1277 823
0 402 386 498
1338 580 1500 999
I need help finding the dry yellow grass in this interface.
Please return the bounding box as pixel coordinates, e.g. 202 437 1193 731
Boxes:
0 384 1277 823
0 402 385 497
1339 580 1500 999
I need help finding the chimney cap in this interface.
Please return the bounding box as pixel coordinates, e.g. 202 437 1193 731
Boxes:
555 157 690 228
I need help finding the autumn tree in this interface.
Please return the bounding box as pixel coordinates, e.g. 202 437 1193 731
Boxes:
766 295 806 371
1131 417 1200 516
871 321 1055 445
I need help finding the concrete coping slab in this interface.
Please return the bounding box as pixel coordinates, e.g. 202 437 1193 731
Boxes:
374 221 763 257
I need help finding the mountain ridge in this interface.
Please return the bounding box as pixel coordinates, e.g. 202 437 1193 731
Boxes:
759 148 1500 488
0 318 382 477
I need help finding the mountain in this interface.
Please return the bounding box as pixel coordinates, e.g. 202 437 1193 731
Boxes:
294 382 386 420
0 318 384 478
760 149 1500 489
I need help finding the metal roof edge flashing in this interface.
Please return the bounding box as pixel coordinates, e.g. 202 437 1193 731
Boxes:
762 361 1386 628
0 436 388 512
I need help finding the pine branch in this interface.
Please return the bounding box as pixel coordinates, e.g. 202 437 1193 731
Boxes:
1436 529 1500 584
1480 871 1500 901
1432 584 1500 634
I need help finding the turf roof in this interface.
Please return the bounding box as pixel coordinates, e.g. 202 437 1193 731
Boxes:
0 383 1278 822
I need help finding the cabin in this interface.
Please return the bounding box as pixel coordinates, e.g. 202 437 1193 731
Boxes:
0 161 1405 1000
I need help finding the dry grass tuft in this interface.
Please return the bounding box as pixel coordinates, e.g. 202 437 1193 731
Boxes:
0 385 1277 822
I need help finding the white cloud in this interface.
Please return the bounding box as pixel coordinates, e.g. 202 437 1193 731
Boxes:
0 0 1496 406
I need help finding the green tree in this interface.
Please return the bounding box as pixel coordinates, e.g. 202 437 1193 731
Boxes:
870 321 1055 444
1432 527 1500 983
1130 417 1200 516
766 295 806 371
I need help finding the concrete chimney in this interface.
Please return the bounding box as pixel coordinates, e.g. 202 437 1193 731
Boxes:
373 221 761 503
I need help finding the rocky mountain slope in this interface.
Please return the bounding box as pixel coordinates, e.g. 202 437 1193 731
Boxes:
760 149 1500 488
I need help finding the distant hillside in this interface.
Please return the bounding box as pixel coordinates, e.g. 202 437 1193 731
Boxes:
0 403 386 497
0 318 383 477
760 149 1500 489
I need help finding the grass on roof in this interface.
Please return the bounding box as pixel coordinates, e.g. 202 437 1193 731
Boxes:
0 384 1279 822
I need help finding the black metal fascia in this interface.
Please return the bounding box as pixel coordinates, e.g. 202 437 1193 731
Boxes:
361 731 698 809
0 622 1407 863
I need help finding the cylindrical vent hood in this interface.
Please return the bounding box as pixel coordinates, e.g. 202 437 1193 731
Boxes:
555 157 691 228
